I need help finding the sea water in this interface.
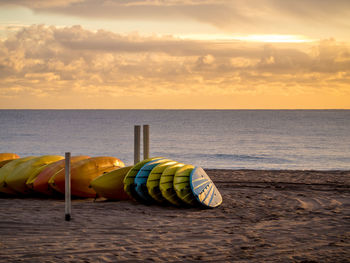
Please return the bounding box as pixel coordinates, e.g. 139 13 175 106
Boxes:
0 110 349 170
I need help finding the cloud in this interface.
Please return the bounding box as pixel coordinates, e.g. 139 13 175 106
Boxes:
1 0 350 37
0 25 349 105
0 0 84 8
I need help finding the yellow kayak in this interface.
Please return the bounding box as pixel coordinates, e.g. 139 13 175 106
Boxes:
90 166 132 200
0 157 37 195
5 155 63 194
146 161 178 204
159 163 185 206
49 157 124 198
173 164 198 206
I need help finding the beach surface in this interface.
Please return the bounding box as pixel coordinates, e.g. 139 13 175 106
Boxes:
0 170 349 262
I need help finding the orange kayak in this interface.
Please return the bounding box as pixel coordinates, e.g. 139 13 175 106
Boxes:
0 153 20 162
30 156 90 196
49 157 124 197
0 153 20 168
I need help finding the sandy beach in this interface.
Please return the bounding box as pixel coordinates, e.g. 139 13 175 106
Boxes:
0 169 349 262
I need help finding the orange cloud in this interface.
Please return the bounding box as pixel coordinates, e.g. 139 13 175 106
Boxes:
0 25 349 108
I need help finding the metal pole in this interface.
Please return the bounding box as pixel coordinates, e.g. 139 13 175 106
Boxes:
143 124 149 160
65 152 71 221
134 125 141 164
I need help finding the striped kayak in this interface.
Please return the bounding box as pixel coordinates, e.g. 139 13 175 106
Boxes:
190 167 222 208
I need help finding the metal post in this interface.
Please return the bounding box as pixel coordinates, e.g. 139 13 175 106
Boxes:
65 152 71 221
143 124 149 160
134 125 141 164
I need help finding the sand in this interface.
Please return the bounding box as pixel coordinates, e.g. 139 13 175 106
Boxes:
0 170 349 262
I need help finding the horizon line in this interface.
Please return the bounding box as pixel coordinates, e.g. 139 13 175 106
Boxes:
0 108 349 111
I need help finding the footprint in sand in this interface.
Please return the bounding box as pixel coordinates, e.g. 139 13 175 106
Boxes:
296 197 343 211
295 197 322 210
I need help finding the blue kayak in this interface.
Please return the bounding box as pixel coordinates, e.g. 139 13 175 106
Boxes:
134 158 170 203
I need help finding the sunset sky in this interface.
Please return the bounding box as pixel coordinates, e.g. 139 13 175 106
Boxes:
0 0 349 109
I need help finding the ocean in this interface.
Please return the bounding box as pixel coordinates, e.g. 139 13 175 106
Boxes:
0 110 349 170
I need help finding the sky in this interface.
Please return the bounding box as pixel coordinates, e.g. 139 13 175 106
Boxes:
0 0 350 109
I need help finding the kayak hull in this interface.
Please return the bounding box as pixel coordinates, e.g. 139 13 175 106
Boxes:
90 166 132 200
31 156 90 195
50 157 124 198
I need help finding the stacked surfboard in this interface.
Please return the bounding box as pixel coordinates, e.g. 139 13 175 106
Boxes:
91 157 223 208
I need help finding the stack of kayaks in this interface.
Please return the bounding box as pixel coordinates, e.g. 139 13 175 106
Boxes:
91 157 222 208
0 153 222 208
0 154 124 197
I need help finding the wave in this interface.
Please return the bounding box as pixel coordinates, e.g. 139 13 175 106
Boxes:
153 152 291 164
